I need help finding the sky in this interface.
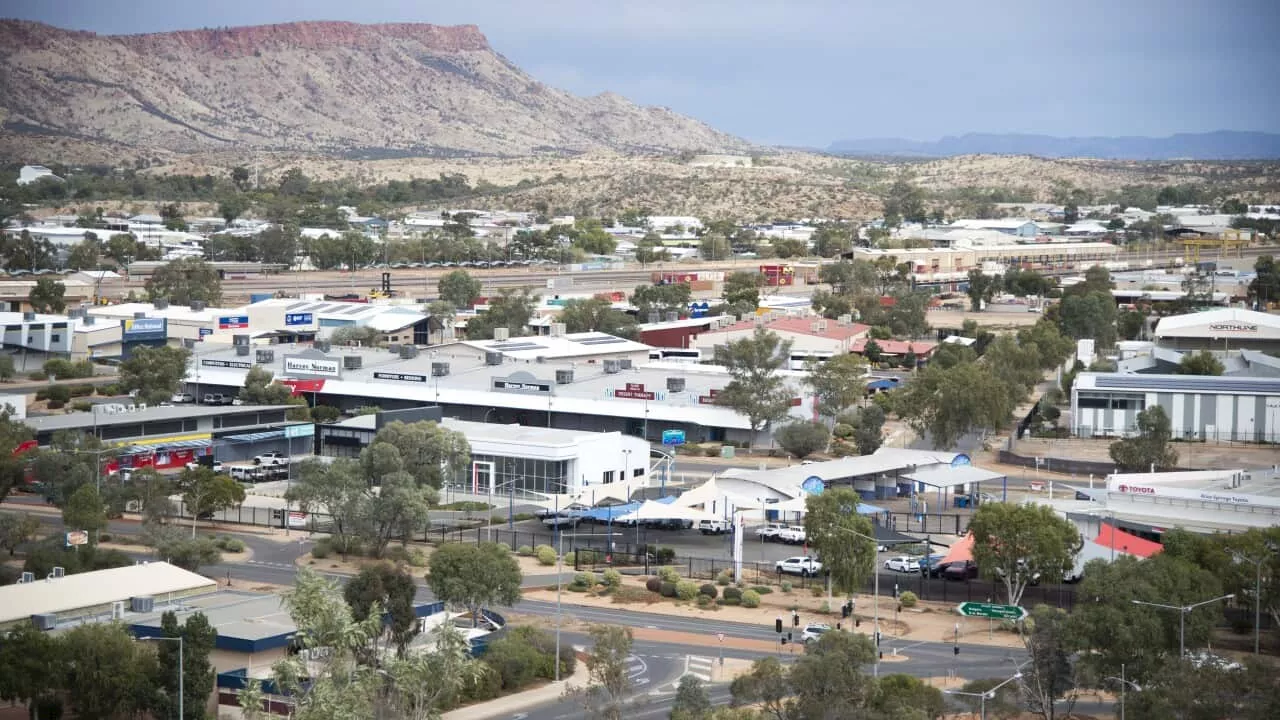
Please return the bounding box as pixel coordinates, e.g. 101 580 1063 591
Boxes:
8 0 1280 147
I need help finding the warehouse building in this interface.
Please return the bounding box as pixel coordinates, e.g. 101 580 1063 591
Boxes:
1071 372 1280 442
1153 308 1280 354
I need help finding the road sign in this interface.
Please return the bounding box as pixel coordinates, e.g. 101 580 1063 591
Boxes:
956 602 1027 620
661 429 686 446
285 423 315 439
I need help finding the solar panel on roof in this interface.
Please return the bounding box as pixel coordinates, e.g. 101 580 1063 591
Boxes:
575 337 626 345
1095 375 1280 394
490 342 545 351
286 301 309 310
342 306 366 315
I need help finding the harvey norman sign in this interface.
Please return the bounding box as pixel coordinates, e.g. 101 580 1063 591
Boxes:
283 354 342 378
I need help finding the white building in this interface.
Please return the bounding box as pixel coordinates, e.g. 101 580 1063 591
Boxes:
1153 308 1280 354
16 165 63 185
1071 372 1280 442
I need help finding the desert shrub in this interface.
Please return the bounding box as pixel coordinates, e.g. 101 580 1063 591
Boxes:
480 625 568 691
675 580 698 601
660 581 678 598
67 384 95 398
820 601 831 614
715 569 733 586
310 538 332 559
613 586 657 604
577 549 599 565
654 546 676 563
741 589 761 608
563 552 576 567
407 548 428 567
696 594 713 608
98 533 112 543
658 565 680 583
573 571 596 589
722 586 743 602
44 385 71 405
645 576 662 593
602 568 622 590
214 537 245 553
699 583 718 599
98 382 122 396
781 580 793 593
517 545 533 556
71 400 93 412
535 545 556 566
899 590 918 608
751 585 773 595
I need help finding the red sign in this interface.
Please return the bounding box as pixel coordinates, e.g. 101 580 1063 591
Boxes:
789 397 803 407
11 439 37 457
698 389 720 404
614 382 655 400
281 378 326 394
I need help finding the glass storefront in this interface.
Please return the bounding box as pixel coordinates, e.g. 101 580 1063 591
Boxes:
456 453 569 497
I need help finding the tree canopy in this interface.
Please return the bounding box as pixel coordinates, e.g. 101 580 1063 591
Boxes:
968 502 1081 605
426 542 523 626
144 258 223 306
120 344 191 405
1109 405 1178 471
712 328 794 442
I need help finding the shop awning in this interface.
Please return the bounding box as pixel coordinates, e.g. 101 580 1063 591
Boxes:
1094 522 1162 558
221 429 286 443
614 500 722 524
939 533 975 564
118 438 212 454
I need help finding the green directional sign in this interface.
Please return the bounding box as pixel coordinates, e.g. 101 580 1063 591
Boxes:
956 602 1027 620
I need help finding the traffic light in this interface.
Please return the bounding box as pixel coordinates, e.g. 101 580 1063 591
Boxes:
793 611 800 627
954 645 960 656
775 617 783 633
842 604 851 619
787 632 793 643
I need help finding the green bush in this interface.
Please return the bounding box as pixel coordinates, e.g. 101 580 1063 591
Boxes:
407 548 428 567
819 601 831 614
517 545 533 556
658 565 680 583
310 405 341 423
699 583 718 599
645 576 662 593
44 385 72 404
480 626 568 692
563 552 576 567
67 384 95 398
27 370 45 381
899 590 918 608
720 597 741 606
213 536 245 553
751 585 773 595
675 580 698 601
98 533 112 543
574 571 596 589
781 580 793 593
659 581 678 598
715 569 733 586
97 383 122 396
310 538 332 559
741 589 761 608
722 586 743 602
535 545 556 566
602 568 622 590
696 593 712 607
654 546 677 563
71 400 93 412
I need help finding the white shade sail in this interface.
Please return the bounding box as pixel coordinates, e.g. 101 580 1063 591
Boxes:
614 500 723 524
674 477 767 510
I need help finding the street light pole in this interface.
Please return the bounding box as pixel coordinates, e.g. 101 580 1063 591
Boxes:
1132 593 1234 659
554 492 583 683
139 635 183 720
945 669 1022 720
1229 549 1270 655
1105 663 1141 720
830 525 880 676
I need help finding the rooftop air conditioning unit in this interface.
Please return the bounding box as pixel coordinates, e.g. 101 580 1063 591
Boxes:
314 340 331 352
647 312 660 324
31 614 56 631
130 596 155 613
431 362 450 377
485 352 503 366
399 346 419 359
551 323 567 337
23 311 35 321
493 327 510 341
51 566 65 578
256 349 275 364
618 359 632 370
154 299 169 310
664 311 679 322
235 345 251 356
19 572 34 584
344 355 362 370
111 601 125 620
667 377 686 392
603 360 621 374
837 314 853 326
190 301 206 311
67 308 83 319
233 334 250 346
555 369 574 385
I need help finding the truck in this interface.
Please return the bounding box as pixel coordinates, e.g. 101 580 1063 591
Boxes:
253 451 290 467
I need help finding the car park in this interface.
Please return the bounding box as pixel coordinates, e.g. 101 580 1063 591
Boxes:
885 556 919 573
202 393 231 405
801 623 831 644
775 556 823 577
918 554 947 575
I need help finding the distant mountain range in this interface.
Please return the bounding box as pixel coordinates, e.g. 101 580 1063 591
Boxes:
826 131 1280 160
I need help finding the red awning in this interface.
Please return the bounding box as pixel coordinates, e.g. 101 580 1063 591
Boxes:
1094 522 1163 559
281 378 326 394
939 533 974 564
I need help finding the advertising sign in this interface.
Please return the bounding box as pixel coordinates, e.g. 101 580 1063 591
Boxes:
202 359 252 370
65 530 89 547
283 355 342 378
1108 480 1280 509
285 423 315 439
199 328 213 339
661 429 686 446
218 315 250 329
492 371 553 394
698 388 720 405
121 317 167 340
374 371 427 383
613 382 656 400
285 313 314 326
801 476 825 495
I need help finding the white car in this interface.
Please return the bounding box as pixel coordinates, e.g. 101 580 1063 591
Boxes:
185 460 224 473
253 451 290 467
541 514 579 529
1186 651 1242 672
775 556 823 576
801 623 831 644
884 556 919 573
755 523 788 542
777 526 807 545
698 519 730 535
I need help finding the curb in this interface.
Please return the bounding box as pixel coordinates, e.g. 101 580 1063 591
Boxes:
440 670 582 720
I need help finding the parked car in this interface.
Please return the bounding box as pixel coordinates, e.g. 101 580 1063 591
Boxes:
171 392 195 404
1186 651 1242 672
885 556 919 573
775 556 823 577
253 451 290 467
185 460 224 473
541 514 579 529
942 560 979 581
698 519 730 535
202 393 230 405
777 526 807 545
918 554 947 575
755 523 788 542
801 623 831 644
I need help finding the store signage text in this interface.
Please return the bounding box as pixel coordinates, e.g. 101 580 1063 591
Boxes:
202 359 252 369
613 382 655 400
285 313 314 326
283 355 342 378
218 315 250 329
1208 322 1257 332
374 372 427 383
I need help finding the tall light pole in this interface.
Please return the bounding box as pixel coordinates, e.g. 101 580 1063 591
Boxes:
1105 663 1141 720
1229 548 1272 655
139 635 183 720
554 492 584 683
945 669 1022 720
1131 593 1234 659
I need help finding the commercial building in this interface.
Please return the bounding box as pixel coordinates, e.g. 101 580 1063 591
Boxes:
1071 372 1280 442
692 315 871 368
0 561 216 631
850 241 1120 286
185 340 815 446
318 408 651 496
1153 308 1280 354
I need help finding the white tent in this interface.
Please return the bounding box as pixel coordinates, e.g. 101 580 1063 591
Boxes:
674 477 767 511
614 500 723 524
771 496 809 514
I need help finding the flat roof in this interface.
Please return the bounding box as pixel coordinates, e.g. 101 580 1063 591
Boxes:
1077 372 1280 396
722 447 961 492
21 403 290 434
0 561 216 626
457 332 653 360
333 415 624 448
128 591 296 649
1154 308 1280 337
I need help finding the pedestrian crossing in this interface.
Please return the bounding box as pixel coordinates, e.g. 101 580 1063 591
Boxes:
571 646 649 687
648 655 715 696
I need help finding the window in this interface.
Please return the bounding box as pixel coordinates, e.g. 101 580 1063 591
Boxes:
51 334 60 342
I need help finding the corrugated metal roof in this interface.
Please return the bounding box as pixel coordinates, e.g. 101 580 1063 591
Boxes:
1093 373 1280 395
0 562 216 626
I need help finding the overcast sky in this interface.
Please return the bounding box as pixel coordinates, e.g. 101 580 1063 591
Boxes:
9 0 1280 146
